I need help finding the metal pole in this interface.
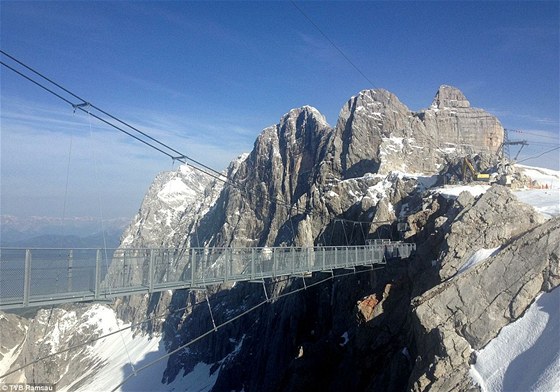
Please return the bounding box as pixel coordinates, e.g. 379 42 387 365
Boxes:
95 249 101 299
148 249 154 293
251 248 255 280
272 248 276 277
334 247 338 268
122 250 127 287
67 250 73 292
23 249 31 307
292 247 296 274
224 248 230 282
191 249 196 286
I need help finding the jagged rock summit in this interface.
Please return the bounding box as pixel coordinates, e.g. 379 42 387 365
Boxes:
431 84 471 108
331 85 503 176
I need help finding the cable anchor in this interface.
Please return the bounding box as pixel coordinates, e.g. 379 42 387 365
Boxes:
71 102 90 113
261 279 270 302
172 155 187 164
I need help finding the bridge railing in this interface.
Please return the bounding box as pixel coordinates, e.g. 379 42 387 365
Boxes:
0 242 415 309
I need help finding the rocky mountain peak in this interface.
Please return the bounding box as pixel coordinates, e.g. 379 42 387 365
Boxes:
431 84 471 109
344 88 410 116
283 105 329 126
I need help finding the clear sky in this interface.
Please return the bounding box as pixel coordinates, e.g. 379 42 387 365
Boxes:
1 1 559 221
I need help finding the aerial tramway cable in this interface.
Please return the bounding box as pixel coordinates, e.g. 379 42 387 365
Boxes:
1 51 407 241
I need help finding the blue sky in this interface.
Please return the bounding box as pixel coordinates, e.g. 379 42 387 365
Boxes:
1 1 559 220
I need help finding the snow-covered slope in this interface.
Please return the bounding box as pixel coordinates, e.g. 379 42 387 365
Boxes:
515 165 560 219
120 163 222 248
471 287 560 392
69 305 218 392
431 164 559 219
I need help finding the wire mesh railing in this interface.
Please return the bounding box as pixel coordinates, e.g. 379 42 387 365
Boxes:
0 242 415 309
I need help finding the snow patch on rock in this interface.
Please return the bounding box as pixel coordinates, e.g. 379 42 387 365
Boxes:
435 184 491 199
456 247 500 276
470 287 560 392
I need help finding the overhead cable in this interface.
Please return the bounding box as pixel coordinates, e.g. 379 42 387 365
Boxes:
0 51 410 230
508 128 559 141
0 51 227 182
516 146 560 163
290 1 377 89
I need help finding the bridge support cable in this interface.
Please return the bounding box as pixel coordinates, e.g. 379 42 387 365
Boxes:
261 279 270 302
1 263 389 383
517 146 560 164
111 266 384 392
301 273 308 290
205 290 218 332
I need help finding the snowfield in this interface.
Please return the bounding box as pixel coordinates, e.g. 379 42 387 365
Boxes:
515 165 560 219
433 165 559 220
456 247 500 276
471 287 560 392
59 304 218 392
435 184 491 199
514 189 560 218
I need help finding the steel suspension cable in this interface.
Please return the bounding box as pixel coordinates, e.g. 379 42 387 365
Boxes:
112 266 384 391
1 50 227 180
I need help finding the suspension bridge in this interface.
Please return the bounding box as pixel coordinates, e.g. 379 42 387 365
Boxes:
0 241 415 310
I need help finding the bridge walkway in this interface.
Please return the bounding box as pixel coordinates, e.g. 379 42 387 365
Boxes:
0 241 415 310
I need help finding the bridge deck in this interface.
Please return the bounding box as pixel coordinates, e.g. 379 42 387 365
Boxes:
0 242 415 310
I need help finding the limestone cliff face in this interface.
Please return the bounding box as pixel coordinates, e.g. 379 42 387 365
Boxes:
422 85 504 155
330 86 504 178
119 163 223 250
436 186 545 281
410 216 560 391
194 106 333 248
0 313 27 370
193 85 503 249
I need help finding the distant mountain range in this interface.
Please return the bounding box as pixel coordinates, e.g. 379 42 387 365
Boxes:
0 215 128 248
